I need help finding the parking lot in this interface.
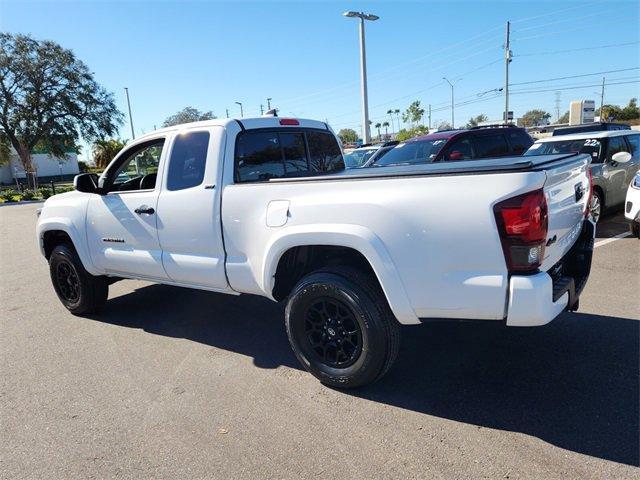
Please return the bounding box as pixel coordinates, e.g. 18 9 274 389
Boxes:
1 202 638 479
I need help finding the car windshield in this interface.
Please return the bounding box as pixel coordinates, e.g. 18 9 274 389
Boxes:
524 138 602 160
343 148 378 168
370 139 447 167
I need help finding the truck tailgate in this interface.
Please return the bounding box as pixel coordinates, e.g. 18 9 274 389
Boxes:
540 153 592 271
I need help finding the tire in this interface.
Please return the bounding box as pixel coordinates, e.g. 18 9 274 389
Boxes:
631 221 640 239
49 244 108 315
285 267 400 388
590 190 603 223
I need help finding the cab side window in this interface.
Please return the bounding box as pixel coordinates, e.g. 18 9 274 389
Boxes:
605 136 629 162
109 140 164 192
442 138 475 161
626 134 640 157
508 131 534 154
474 134 510 158
167 131 210 191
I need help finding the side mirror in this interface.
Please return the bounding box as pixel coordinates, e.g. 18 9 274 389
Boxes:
611 151 632 164
74 173 99 193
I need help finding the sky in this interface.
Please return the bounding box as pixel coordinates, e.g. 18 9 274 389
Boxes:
1 0 639 159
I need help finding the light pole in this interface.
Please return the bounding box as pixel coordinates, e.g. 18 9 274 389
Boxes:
267 98 272 110
124 87 135 139
442 77 455 128
343 10 379 144
235 101 243 117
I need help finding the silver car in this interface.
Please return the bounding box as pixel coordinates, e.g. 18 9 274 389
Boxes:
525 130 640 222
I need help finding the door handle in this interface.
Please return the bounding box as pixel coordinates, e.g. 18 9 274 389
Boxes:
134 206 155 215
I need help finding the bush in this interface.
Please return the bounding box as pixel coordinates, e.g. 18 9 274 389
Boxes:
21 189 36 200
38 188 53 199
0 189 21 202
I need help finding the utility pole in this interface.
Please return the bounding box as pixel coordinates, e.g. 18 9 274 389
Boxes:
235 101 243 117
442 77 454 128
344 11 379 143
124 87 135 139
267 98 272 110
260 104 264 115
555 91 561 122
428 104 432 129
504 21 512 125
225 108 229 118
600 77 606 120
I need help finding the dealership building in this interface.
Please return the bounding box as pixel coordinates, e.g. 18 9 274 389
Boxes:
0 147 80 185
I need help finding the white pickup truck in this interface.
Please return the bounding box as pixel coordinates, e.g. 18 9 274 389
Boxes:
36 116 595 387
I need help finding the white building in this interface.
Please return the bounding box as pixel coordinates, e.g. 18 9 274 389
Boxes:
0 147 80 185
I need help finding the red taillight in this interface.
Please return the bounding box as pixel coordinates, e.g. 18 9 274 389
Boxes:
279 118 299 126
585 167 593 218
494 189 548 273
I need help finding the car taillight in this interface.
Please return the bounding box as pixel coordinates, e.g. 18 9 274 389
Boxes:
279 118 299 125
585 167 593 218
494 189 548 273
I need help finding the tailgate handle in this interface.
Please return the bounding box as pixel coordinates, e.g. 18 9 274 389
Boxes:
546 235 557 247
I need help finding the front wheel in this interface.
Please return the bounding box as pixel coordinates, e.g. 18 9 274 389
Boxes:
589 190 603 223
631 221 640 239
49 244 108 315
285 267 400 388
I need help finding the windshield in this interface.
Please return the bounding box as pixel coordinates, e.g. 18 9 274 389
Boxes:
370 139 447 167
524 138 602 160
343 148 378 168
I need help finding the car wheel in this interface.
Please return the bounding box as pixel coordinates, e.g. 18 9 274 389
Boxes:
49 244 108 315
631 221 640 239
285 267 400 388
589 190 603 223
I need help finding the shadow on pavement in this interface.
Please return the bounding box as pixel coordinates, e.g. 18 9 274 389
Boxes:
93 283 639 467
596 210 630 238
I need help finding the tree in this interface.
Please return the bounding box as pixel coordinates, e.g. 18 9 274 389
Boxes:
0 33 122 184
402 101 425 127
395 125 428 142
465 114 488 128
337 128 358 144
435 121 452 131
386 109 395 132
92 138 127 169
521 109 551 127
374 122 382 140
558 111 569 123
162 106 216 127
382 121 390 139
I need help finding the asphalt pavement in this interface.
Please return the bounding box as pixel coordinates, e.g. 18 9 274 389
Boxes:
1 202 638 479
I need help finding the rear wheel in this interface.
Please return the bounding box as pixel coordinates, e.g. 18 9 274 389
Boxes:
49 244 108 315
285 267 400 388
590 190 603 223
631 221 640 239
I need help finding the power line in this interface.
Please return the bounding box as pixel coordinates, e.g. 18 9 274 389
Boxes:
509 67 640 86
512 10 609 34
515 40 639 57
510 1 602 24
510 79 640 95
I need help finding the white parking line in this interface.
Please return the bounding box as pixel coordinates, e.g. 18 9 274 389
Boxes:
594 231 632 248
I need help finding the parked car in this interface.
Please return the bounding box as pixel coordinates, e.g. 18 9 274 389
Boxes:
37 116 594 388
525 130 640 222
343 141 398 168
625 170 640 237
551 122 631 136
368 125 533 167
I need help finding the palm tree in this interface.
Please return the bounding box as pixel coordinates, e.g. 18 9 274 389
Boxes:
394 108 401 130
92 138 126 169
374 123 382 141
382 121 390 139
386 109 395 134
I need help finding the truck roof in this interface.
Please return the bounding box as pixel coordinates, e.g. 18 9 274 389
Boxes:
136 117 330 140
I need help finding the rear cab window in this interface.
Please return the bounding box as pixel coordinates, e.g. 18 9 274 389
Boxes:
235 129 344 182
473 134 510 158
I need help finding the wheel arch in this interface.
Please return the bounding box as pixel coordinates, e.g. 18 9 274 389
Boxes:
262 224 419 325
38 219 99 275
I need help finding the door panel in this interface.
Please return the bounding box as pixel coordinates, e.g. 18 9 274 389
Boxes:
87 138 168 279
156 127 229 290
87 191 168 279
603 136 629 205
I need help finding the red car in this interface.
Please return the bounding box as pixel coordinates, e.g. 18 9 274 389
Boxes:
368 125 533 167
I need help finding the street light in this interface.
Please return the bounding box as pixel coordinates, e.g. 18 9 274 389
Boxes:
235 101 243 117
267 98 272 110
343 10 379 144
442 77 455 128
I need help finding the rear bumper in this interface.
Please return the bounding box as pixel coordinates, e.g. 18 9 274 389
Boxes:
506 219 595 327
